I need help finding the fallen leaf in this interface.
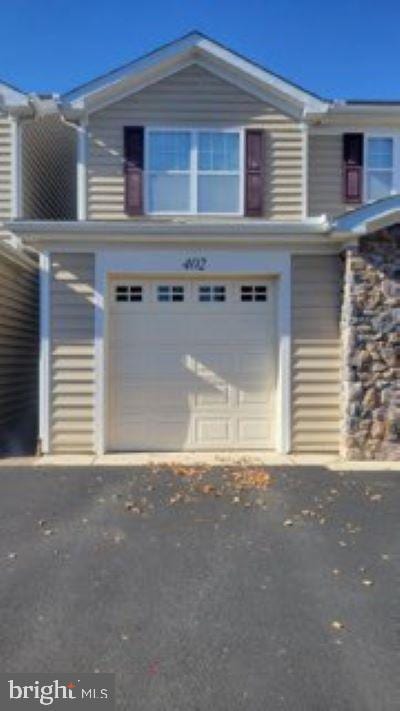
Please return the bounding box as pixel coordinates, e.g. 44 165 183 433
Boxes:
283 519 293 527
362 579 374 587
7 552 17 560
331 620 345 631
230 469 271 491
169 492 185 505
332 569 340 576
369 494 382 502
196 484 217 495
381 554 390 561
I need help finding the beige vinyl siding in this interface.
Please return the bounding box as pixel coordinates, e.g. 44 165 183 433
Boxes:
308 134 361 218
0 250 38 449
0 115 12 241
291 255 342 453
88 64 303 221
50 253 95 453
22 116 77 220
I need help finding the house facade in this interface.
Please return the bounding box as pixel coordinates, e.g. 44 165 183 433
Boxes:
7 33 400 459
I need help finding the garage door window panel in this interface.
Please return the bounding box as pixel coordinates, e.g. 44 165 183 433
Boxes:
115 285 143 302
157 285 185 302
199 285 226 302
241 285 268 302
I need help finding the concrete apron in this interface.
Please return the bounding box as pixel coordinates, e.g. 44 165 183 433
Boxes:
0 452 399 471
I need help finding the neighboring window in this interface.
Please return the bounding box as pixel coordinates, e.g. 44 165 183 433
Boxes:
146 130 241 214
115 285 143 302
241 285 268 302
199 285 226 302
157 285 184 302
366 137 394 201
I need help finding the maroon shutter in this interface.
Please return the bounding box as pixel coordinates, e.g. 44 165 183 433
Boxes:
343 133 363 203
124 126 144 216
245 129 264 217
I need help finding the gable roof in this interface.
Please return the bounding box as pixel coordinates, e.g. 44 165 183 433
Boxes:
0 80 29 112
61 31 330 119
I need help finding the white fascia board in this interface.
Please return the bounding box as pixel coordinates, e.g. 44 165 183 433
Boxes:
8 216 329 235
333 195 400 234
330 103 400 116
62 33 329 117
62 33 204 103
195 38 328 115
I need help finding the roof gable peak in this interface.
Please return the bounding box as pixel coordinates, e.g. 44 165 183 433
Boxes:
61 32 329 118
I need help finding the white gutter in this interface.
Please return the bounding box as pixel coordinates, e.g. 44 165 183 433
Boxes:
7 216 329 237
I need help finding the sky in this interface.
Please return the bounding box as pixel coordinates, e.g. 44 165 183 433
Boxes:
1 0 400 100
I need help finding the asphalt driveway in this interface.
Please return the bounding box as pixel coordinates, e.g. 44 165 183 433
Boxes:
0 464 399 710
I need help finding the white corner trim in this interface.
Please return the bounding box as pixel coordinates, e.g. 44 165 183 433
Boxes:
94 253 106 454
93 247 292 455
301 122 309 220
276 254 292 454
39 252 51 453
77 120 88 220
10 116 22 221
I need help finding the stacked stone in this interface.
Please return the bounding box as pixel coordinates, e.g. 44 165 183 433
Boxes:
342 226 400 460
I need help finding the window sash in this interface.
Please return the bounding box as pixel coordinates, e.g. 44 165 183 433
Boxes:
365 135 399 201
145 129 243 215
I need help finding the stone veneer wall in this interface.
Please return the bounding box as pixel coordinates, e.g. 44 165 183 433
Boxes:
342 226 400 460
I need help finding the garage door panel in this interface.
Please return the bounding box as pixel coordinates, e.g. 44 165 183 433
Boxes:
195 418 233 445
116 419 191 450
238 418 272 442
108 278 276 451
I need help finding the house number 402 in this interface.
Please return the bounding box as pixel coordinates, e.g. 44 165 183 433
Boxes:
182 257 208 271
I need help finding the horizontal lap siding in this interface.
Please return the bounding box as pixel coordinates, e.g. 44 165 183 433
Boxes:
291 255 342 453
22 116 77 219
308 134 361 218
0 116 12 241
0 256 38 444
88 64 303 221
50 254 95 453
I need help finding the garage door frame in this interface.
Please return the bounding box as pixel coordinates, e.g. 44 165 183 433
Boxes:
94 248 291 455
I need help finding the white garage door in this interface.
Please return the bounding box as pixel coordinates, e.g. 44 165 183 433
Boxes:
107 278 276 451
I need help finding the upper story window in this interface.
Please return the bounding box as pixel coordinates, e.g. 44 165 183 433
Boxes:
366 137 396 201
146 129 242 215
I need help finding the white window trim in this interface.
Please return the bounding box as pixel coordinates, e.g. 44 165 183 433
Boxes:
364 131 400 203
144 126 245 216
